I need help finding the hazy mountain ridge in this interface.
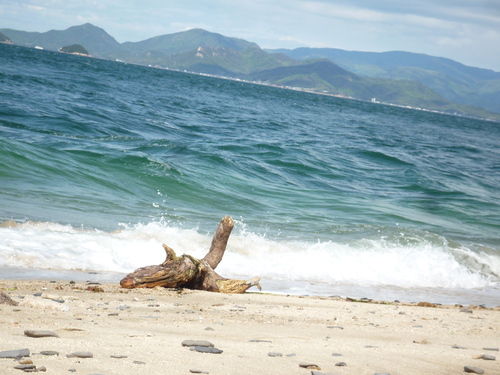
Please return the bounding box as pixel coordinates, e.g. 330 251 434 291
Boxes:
1 23 498 120
267 47 500 114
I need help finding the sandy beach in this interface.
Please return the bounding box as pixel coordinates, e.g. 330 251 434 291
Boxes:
1 279 499 375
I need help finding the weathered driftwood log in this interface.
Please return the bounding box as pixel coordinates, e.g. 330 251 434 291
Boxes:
120 216 261 293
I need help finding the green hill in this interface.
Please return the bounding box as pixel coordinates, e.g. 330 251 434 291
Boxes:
0 23 125 58
266 47 500 114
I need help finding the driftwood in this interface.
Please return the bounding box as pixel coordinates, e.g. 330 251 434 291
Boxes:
120 216 261 293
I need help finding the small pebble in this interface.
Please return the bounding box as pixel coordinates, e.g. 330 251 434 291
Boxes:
0 349 30 358
189 369 209 374
66 351 93 358
480 354 496 360
452 346 467 349
24 330 59 338
189 346 223 354
483 347 499 351
204 327 214 331
268 352 283 357
182 340 214 348
133 361 146 364
460 308 473 313
464 366 484 374
335 362 347 366
332 353 343 356
40 351 59 356
14 364 36 370
110 355 128 358
364 345 378 348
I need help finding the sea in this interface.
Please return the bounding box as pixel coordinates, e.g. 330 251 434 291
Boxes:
1 43 499 305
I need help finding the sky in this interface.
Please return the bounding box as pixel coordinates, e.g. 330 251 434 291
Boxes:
1 0 499 71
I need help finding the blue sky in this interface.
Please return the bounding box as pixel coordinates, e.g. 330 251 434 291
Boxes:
1 0 499 71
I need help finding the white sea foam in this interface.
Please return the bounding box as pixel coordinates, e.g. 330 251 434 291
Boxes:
1 221 498 296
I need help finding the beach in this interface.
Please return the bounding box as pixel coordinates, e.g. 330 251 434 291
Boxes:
1 280 498 375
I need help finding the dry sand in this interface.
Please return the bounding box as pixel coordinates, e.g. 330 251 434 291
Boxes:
1 279 499 375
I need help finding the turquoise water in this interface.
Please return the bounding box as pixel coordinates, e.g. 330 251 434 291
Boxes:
1 44 499 304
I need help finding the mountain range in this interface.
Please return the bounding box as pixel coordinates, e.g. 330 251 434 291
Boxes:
1 23 499 121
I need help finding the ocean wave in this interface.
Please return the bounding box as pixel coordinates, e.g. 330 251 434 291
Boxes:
1 220 497 292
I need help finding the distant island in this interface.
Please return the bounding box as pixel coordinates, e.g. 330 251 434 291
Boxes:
59 44 90 56
1 23 499 121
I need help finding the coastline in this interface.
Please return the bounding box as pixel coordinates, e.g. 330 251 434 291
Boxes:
1 279 498 374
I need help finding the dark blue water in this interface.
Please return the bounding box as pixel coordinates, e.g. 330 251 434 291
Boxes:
1 44 499 304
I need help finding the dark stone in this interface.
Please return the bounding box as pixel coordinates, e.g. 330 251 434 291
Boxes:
481 354 496 360
66 352 93 358
40 351 59 356
335 362 347 366
268 352 283 357
484 347 499 351
0 348 30 358
327 325 344 329
189 346 223 354
24 330 59 338
464 366 484 374
110 355 128 358
460 308 473 313
189 369 209 374
182 340 214 348
14 364 36 370
452 346 467 349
